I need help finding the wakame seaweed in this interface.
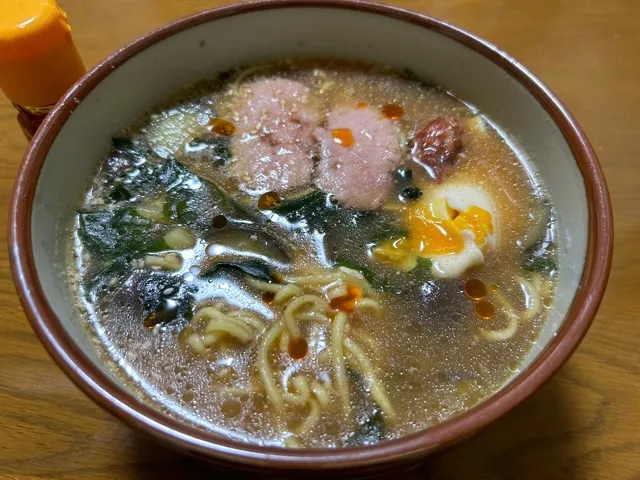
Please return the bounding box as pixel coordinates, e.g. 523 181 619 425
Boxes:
82 150 243 292
272 189 328 216
104 153 185 203
84 256 129 298
272 190 336 231
186 133 232 166
138 273 195 325
336 256 432 293
109 183 134 202
78 209 165 261
200 260 274 282
523 241 558 274
112 136 147 164
80 159 198 261
524 256 557 273
345 410 386 446
343 367 386 446
163 173 255 230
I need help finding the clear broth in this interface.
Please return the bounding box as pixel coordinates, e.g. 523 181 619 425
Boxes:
69 60 557 448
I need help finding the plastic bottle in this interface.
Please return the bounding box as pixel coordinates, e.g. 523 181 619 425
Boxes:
0 0 86 139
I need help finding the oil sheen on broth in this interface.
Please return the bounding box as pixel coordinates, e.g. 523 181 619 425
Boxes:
70 60 558 448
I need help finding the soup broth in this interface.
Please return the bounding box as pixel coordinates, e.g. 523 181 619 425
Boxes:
69 60 558 448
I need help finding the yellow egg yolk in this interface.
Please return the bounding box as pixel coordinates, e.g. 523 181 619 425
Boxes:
452 205 494 247
404 213 464 255
371 198 494 269
404 200 494 256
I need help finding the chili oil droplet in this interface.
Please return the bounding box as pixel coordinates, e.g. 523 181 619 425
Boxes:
288 337 309 360
381 104 405 120
209 118 236 136
465 278 487 300
262 291 276 304
212 214 228 228
475 300 495 320
258 191 281 210
332 128 355 147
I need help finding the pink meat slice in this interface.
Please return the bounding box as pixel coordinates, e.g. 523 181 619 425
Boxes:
229 78 321 194
314 107 403 210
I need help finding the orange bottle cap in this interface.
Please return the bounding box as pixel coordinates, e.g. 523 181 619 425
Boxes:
0 0 85 107
0 0 72 63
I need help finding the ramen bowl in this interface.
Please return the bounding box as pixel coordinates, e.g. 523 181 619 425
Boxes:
9 0 612 475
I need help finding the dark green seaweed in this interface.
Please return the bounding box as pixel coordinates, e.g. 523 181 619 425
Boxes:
112 136 147 164
523 238 558 274
272 189 328 216
344 367 386 446
185 133 232 166
336 256 432 293
138 273 195 325
524 256 557 273
200 260 274 282
78 209 165 261
345 410 386 446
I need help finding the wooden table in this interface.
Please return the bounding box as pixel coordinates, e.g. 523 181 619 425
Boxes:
0 1 638 478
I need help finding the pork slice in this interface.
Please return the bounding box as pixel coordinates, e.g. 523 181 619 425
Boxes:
229 78 321 194
314 107 403 210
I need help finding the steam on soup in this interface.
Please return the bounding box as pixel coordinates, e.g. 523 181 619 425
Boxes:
69 60 558 448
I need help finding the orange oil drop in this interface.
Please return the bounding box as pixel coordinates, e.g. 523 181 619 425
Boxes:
464 278 487 300
262 291 276 304
258 191 281 210
381 103 405 120
331 128 355 147
329 285 362 313
288 337 309 360
475 301 495 320
212 214 228 229
209 118 236 136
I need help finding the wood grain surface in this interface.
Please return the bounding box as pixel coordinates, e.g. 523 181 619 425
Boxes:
0 1 638 479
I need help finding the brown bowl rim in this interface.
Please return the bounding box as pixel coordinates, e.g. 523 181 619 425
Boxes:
8 0 613 471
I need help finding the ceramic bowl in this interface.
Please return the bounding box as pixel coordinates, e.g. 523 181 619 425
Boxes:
9 0 612 475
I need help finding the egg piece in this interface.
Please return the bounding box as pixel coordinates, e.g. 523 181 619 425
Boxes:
429 184 498 246
424 184 498 278
371 239 419 271
370 184 498 279
431 229 484 279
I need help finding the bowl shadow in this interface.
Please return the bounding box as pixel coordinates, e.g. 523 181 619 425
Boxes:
128 372 575 480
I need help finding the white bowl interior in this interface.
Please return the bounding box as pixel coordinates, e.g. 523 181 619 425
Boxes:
31 6 587 396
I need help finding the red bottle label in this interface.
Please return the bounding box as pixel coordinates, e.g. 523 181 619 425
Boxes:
13 102 53 140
